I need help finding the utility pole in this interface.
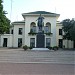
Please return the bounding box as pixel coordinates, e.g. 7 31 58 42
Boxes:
10 0 12 23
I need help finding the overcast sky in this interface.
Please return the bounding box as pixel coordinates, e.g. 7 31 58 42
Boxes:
3 0 75 22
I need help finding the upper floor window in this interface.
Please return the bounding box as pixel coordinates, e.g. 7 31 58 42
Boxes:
30 22 36 33
59 29 62 35
44 26 49 33
19 28 23 35
31 26 36 33
45 22 51 33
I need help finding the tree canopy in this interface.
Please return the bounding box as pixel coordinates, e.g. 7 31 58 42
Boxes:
0 0 10 34
62 18 75 41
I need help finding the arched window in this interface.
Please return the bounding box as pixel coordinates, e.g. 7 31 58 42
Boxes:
30 22 36 32
44 22 51 33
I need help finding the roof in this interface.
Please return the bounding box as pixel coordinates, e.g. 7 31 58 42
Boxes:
23 11 56 14
12 21 25 25
22 11 60 17
12 21 25 23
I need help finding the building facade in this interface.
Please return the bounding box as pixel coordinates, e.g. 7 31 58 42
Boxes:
56 21 74 48
0 11 74 48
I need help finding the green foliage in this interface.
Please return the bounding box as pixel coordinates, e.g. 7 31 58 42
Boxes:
28 46 33 49
46 46 52 50
28 32 36 35
23 45 28 50
28 29 37 35
46 46 59 50
0 0 10 34
45 32 53 35
52 46 59 50
62 19 75 40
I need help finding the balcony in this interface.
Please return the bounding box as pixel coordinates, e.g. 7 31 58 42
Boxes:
28 29 53 36
28 29 37 35
44 32 53 36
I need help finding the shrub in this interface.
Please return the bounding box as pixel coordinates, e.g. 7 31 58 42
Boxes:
29 46 33 49
52 46 59 50
23 45 28 51
45 32 53 36
46 46 52 50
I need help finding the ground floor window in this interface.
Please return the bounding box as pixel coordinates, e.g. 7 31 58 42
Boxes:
30 38 35 47
18 38 22 47
59 39 63 48
46 38 50 47
3 38 8 47
74 41 75 48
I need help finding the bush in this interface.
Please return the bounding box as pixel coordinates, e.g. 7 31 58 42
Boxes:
52 46 59 50
29 46 33 49
23 45 28 51
46 46 52 50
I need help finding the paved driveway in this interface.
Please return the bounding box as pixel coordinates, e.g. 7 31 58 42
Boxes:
0 48 74 64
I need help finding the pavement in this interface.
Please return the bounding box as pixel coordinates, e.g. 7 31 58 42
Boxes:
0 63 74 75
0 48 75 75
0 48 74 64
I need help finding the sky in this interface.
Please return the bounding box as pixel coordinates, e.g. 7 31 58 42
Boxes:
3 0 75 22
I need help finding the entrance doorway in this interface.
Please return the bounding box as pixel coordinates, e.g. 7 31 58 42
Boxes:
3 38 7 47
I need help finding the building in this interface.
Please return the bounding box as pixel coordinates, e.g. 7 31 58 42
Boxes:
0 11 74 48
56 21 74 48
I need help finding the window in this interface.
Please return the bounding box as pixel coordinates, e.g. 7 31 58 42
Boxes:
31 26 36 32
30 38 35 47
44 26 49 33
3 38 8 47
46 38 50 47
30 22 36 33
11 29 13 34
59 29 62 35
18 38 22 47
59 39 63 48
19 28 23 35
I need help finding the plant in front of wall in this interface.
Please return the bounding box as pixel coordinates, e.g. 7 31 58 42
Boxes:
45 32 53 36
29 46 33 49
52 46 59 50
46 46 52 50
28 29 37 35
23 45 28 51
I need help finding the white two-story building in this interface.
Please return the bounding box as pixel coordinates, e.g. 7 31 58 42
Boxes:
0 11 74 48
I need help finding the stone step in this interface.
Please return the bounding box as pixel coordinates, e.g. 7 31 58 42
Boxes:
31 48 49 50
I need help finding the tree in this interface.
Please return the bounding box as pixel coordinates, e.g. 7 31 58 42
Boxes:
62 19 75 41
0 0 10 34
62 18 75 48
